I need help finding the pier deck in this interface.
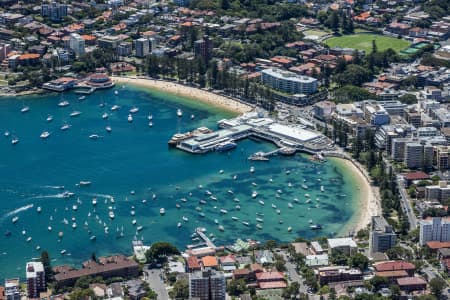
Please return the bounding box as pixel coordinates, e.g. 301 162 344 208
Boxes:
196 228 216 249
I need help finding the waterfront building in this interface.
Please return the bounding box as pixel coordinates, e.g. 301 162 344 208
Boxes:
42 77 77 92
26 262 46 298
419 217 450 246
425 181 450 202
54 255 139 287
369 216 397 254
327 238 357 256
41 2 68 22
135 38 149 58
194 35 213 62
189 270 226 300
5 279 20 300
69 33 85 57
261 68 318 95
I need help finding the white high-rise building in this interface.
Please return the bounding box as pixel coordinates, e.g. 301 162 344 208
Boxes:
261 68 317 95
135 38 149 58
26 261 46 298
419 217 450 246
69 33 85 57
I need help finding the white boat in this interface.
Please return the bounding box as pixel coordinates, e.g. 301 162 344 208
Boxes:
127 114 133 122
70 111 82 117
111 105 120 111
109 211 115 219
26 237 32 242
102 112 109 119
148 122 153 127
22 230 26 235
40 131 50 139
256 217 264 222
242 221 249 226
58 100 70 107
182 216 189 222
210 196 217 201
177 108 182 117
79 181 91 186
252 182 257 187
288 203 293 208
214 219 219 224
130 210 135 216
220 209 228 214
114 90 119 95
250 166 255 173
61 124 71 131
232 216 239 221
129 107 139 114
37 206 42 213
92 198 97 206
160 208 165 215
252 191 258 198
132 219 137 225
48 226 52 231
191 114 195 120
233 198 240 203
21 106 30 113
12 216 19 223
205 190 212 196
46 115 53 122
11 137 19 145
235 205 240 210
259 200 264 205
276 209 281 214
90 235 96 241
147 114 153 120
60 250 66 255
256 224 262 229
177 222 182 228
218 225 224 231
321 186 324 192
72 223 77 229
271 204 277 209
4 131 10 137
78 96 86 100
106 126 112 133
72 205 77 211
288 226 292 232
89 134 100 140
137 225 143 231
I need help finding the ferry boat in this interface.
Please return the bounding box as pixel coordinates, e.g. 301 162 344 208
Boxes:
279 147 296 156
167 127 212 146
215 141 237 152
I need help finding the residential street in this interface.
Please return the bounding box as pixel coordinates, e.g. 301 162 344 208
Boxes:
143 266 170 300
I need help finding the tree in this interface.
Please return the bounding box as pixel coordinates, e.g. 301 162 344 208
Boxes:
371 40 377 54
69 288 95 300
40 251 54 283
145 242 180 265
399 94 417 104
429 277 445 297
327 11 340 33
227 278 247 296
348 253 369 270
169 278 189 299
264 240 277 250
220 0 230 10
369 275 388 291
390 284 401 300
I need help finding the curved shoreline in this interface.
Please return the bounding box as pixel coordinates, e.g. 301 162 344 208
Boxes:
111 76 254 114
332 157 381 235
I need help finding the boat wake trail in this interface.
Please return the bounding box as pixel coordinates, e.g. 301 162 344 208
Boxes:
83 193 113 199
3 204 34 218
27 193 69 200
40 185 65 190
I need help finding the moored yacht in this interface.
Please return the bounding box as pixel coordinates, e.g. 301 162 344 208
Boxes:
70 111 82 117
61 123 71 131
11 137 19 145
127 114 133 122
46 115 53 122
21 106 30 113
129 107 139 114
58 100 70 107
40 131 51 139
177 108 183 117
102 112 109 119
111 105 120 111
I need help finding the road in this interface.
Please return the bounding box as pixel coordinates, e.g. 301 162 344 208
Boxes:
143 266 170 300
396 175 418 229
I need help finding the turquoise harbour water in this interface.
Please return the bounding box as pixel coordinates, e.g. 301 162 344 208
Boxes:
0 85 359 279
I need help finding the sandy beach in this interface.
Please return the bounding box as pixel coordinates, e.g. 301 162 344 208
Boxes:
111 76 253 114
338 158 381 233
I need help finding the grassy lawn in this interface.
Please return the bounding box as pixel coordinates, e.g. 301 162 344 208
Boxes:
303 29 330 37
324 33 410 53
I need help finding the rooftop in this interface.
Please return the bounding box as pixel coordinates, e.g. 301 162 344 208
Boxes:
374 261 416 272
327 237 357 248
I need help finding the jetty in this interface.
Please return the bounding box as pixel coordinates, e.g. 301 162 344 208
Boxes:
195 227 216 249
172 112 334 155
